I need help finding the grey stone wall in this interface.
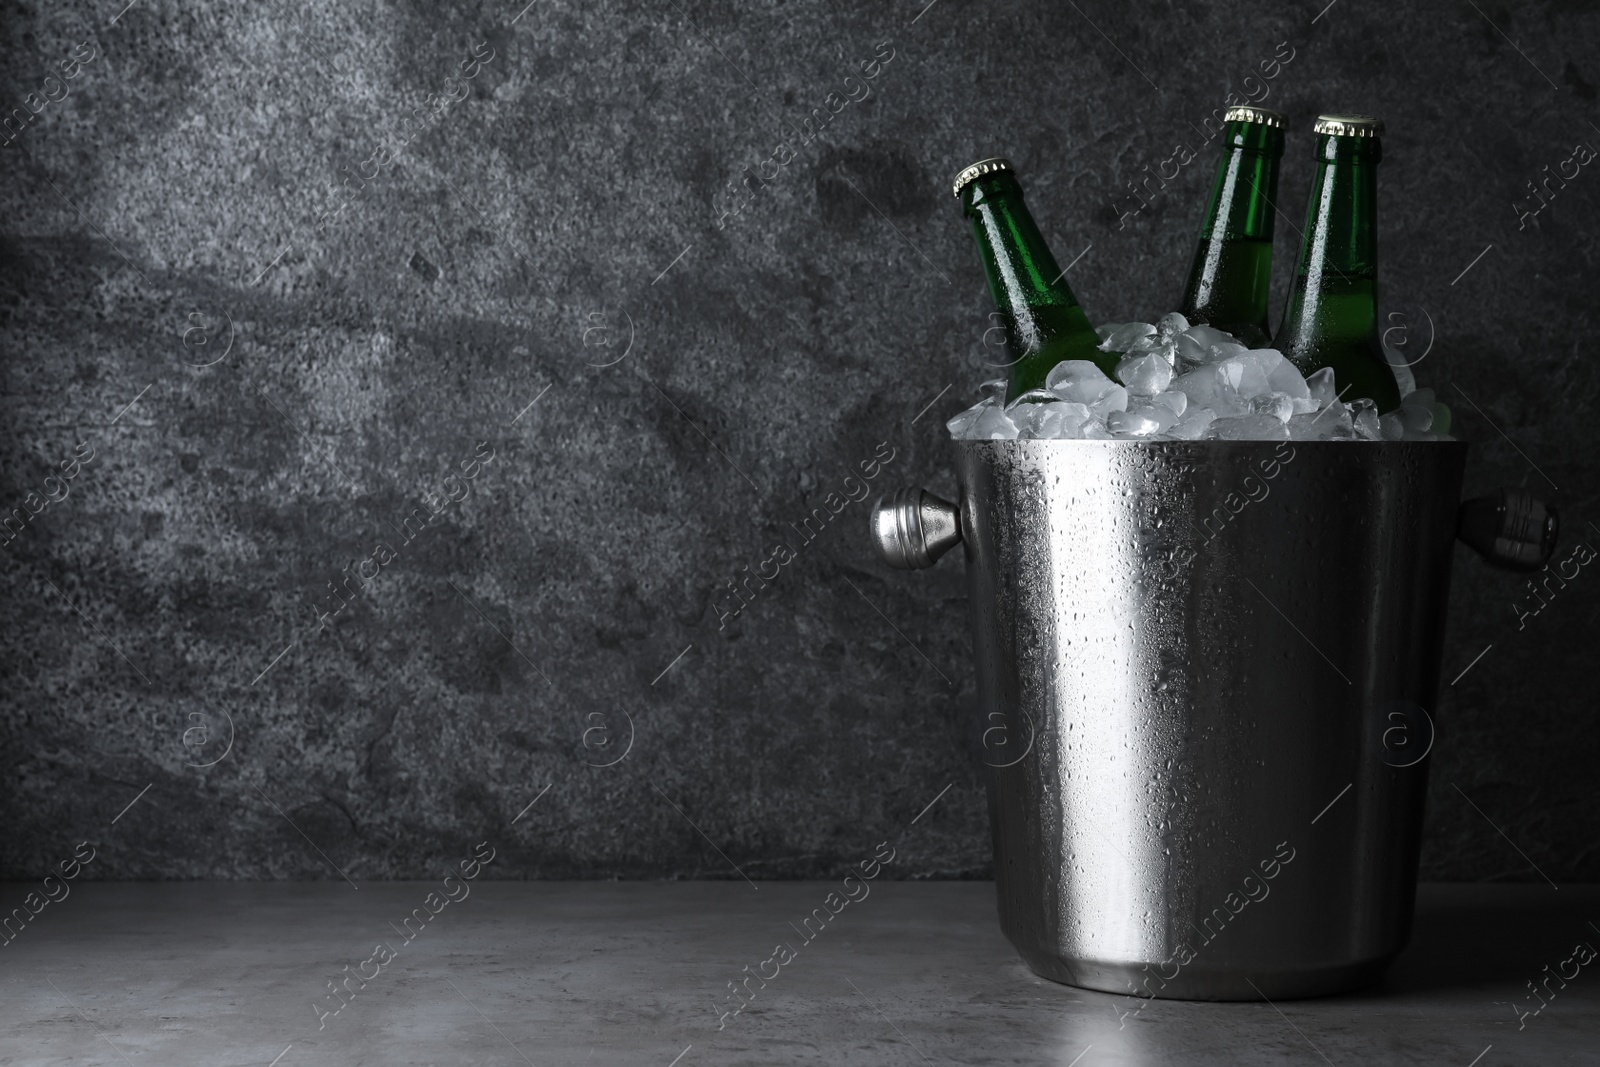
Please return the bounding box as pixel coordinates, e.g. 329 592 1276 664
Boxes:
1 0 1595 882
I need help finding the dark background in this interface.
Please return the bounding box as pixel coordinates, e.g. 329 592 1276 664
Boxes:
1 0 1595 883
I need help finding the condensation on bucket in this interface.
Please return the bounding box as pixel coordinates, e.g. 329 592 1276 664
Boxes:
960 439 1465 1000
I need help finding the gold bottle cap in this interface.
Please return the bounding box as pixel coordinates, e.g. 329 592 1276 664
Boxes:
1314 114 1384 137
952 157 1013 198
1223 105 1287 128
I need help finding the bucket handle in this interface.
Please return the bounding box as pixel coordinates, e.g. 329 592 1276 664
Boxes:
870 486 1559 572
1457 488 1559 572
870 488 962 570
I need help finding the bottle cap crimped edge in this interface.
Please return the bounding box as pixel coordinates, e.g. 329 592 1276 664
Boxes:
952 157 1013 198
1314 114 1384 137
1223 105 1287 128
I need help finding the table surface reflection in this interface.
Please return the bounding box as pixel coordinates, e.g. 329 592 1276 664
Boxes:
1 881 1594 1065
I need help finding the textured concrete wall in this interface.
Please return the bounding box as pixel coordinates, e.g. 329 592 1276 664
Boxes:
1 0 1595 882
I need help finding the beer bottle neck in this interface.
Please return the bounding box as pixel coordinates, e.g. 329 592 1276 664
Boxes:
1197 121 1283 242
1180 119 1284 346
963 173 1073 313
1280 135 1380 345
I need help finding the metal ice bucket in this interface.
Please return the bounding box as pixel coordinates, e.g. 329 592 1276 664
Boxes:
872 440 1555 1000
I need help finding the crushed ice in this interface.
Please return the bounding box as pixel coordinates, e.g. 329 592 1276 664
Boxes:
947 312 1452 442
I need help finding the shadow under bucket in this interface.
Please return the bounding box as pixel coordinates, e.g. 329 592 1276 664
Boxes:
872 440 1556 1001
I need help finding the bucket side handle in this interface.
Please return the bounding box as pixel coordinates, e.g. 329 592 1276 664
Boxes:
870 488 962 569
871 485 1557 573
1457 488 1559 572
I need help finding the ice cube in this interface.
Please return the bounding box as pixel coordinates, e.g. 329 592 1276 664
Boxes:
1285 411 1318 440
1304 367 1338 410
1094 323 1117 342
1058 401 1095 430
1288 405 1354 440
1350 398 1382 441
1260 351 1310 400
1091 384 1129 415
1046 359 1111 391
1184 323 1236 349
1173 364 1250 418
1177 325 1239 366
1098 322 1156 352
1222 355 1273 399
946 399 988 438
1400 425 1438 442
979 378 1007 402
1165 408 1217 440
1049 366 1128 414
1389 390 1452 437
1150 389 1188 417
972 402 1020 440
1107 408 1166 437
1139 403 1181 432
1207 414 1290 441
1207 341 1251 365
1228 351 1292 398
1379 411 1405 441
1218 361 1244 389
1059 400 1094 420
1251 392 1295 423
1116 353 1175 396
1156 311 1190 341
1077 417 1113 440
1126 337 1179 369
1023 401 1093 440
1006 387 1056 411
1398 392 1434 435
1176 332 1209 366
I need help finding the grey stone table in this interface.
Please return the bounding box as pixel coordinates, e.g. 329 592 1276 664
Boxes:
1 882 1595 1066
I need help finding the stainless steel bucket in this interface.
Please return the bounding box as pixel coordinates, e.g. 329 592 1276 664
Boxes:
872 440 1555 1001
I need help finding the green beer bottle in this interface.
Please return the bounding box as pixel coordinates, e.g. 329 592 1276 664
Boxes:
955 158 1112 401
1178 105 1286 348
1273 115 1402 413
